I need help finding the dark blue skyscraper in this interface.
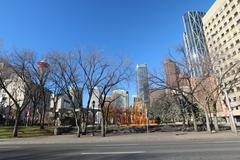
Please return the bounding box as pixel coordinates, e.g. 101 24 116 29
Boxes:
136 64 149 108
183 11 209 77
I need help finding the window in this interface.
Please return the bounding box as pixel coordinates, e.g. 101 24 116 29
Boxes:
226 10 230 15
232 5 235 10
231 24 235 29
233 51 237 56
229 17 232 22
236 39 240 44
237 19 240 24
237 87 240 91
234 97 237 102
234 12 238 17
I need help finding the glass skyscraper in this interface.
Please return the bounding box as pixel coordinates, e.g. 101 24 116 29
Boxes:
183 11 209 77
136 64 149 108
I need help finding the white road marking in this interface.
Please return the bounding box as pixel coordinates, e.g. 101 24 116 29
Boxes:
81 151 146 155
95 143 138 147
0 146 20 149
192 140 240 144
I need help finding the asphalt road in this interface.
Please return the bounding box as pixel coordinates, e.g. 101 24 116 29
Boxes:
1 139 240 160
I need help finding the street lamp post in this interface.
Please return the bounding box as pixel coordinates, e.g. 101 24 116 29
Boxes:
92 100 95 136
37 60 49 129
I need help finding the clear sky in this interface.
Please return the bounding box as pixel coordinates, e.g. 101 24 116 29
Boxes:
0 0 215 104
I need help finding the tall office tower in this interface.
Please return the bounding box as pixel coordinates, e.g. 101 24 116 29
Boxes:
136 64 150 108
183 11 210 77
112 89 129 108
202 0 240 118
164 59 179 87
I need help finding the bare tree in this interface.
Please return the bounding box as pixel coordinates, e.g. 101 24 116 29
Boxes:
48 51 85 137
78 51 109 135
0 50 37 137
94 55 132 137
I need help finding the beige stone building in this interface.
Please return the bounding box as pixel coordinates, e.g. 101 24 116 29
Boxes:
202 0 240 120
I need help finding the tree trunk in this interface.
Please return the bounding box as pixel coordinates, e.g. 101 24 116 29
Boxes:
101 114 106 137
75 112 82 138
40 92 47 129
39 111 42 124
31 105 36 126
181 113 186 131
75 117 81 138
83 92 93 135
13 110 21 137
53 111 57 126
213 114 219 132
191 107 198 132
82 112 88 135
204 108 211 133
77 125 81 138
5 106 11 126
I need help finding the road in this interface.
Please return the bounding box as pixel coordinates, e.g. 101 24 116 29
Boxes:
1 136 240 160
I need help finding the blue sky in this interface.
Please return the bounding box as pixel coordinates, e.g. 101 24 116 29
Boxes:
0 0 215 104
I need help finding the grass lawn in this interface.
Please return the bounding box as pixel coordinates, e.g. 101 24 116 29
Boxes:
0 126 55 139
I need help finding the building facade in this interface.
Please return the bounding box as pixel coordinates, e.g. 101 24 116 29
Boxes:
183 11 210 77
136 64 150 108
112 89 129 108
164 59 179 88
89 87 102 124
202 0 240 120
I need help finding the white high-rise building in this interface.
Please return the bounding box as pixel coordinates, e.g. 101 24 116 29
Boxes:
89 87 102 124
202 0 240 119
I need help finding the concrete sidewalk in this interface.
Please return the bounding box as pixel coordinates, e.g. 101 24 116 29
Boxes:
0 131 239 145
